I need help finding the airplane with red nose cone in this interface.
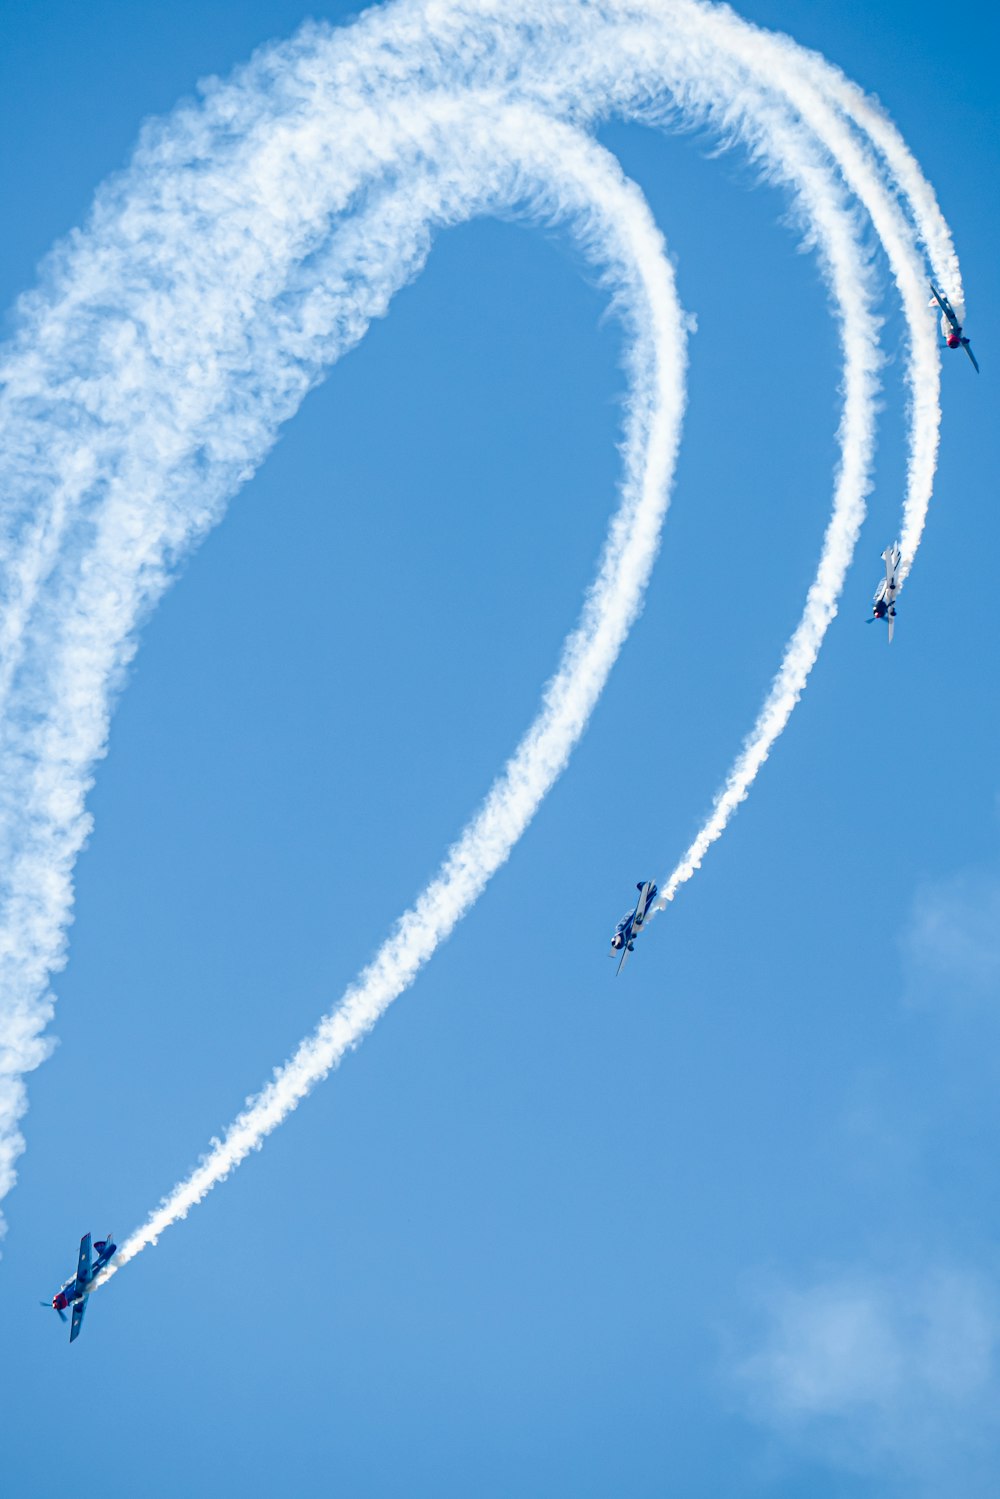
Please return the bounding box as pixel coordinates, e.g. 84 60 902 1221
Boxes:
42 1231 116 1342
930 282 979 372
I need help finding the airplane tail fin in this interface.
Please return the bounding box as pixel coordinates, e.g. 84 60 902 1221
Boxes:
881 541 901 580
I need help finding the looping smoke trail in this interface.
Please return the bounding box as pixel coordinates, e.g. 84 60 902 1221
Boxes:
104 100 689 1272
0 0 963 1255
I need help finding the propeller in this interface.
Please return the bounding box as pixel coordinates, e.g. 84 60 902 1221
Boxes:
40 1300 68 1322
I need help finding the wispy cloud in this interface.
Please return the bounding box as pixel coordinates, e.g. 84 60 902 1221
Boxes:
904 869 1000 1006
732 1266 1000 1494
730 833 1000 1490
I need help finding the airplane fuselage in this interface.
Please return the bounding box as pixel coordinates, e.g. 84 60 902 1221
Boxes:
870 543 901 641
610 881 658 964
52 1283 83 1313
610 920 635 953
931 285 977 367
50 1242 116 1313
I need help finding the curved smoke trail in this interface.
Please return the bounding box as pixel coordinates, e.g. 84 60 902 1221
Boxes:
104 102 690 1270
0 1 962 1257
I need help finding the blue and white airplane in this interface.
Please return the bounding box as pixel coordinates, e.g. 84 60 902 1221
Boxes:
43 1231 116 1342
870 542 901 643
929 282 979 372
610 881 658 975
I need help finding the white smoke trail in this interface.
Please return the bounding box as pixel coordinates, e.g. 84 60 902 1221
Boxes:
663 0 943 581
0 1 961 1252
103 102 689 1271
472 0 945 906
0 96 679 1217
648 3 944 904
109 32 887 1266
782 35 965 312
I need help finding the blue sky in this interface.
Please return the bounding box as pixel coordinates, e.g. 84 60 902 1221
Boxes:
1 1 997 1495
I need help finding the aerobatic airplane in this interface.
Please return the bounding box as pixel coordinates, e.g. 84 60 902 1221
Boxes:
610 881 658 975
929 282 979 372
870 542 901 643
43 1231 116 1342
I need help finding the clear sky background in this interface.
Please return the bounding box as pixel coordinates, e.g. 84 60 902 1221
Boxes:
1 1 997 1495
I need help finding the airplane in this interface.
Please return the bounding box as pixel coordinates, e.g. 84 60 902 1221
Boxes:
42 1231 116 1343
869 541 901 643
610 880 658 975
929 282 979 372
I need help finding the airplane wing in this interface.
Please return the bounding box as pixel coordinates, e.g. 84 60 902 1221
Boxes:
69 1295 88 1343
616 944 631 976
76 1233 92 1290
881 544 901 592
963 341 980 373
887 613 894 645
634 881 654 926
930 283 958 328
